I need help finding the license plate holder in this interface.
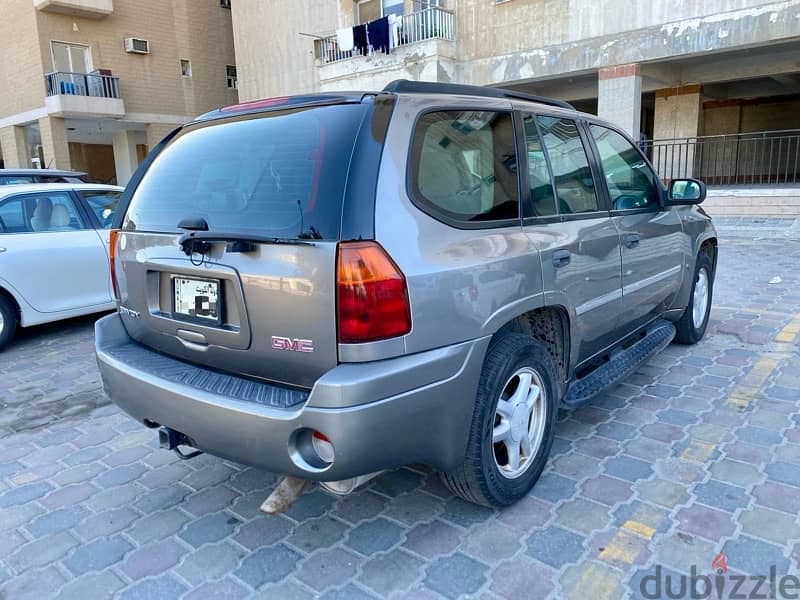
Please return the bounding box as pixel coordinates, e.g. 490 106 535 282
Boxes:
172 276 222 325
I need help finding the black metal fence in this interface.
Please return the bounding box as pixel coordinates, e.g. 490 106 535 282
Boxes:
643 129 800 186
45 71 121 99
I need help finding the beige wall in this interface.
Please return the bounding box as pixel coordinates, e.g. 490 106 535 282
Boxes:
231 0 339 101
0 2 46 118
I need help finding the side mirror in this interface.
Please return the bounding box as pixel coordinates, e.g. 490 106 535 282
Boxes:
667 179 706 205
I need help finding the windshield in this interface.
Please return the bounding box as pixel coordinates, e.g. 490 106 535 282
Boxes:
124 103 369 240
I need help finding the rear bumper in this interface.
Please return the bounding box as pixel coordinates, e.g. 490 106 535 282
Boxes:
95 313 489 480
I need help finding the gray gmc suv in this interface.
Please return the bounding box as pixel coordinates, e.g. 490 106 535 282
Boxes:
96 81 717 507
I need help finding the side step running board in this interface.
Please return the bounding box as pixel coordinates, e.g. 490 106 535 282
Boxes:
562 320 676 409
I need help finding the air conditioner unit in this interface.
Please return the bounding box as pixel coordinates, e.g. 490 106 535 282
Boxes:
124 38 150 54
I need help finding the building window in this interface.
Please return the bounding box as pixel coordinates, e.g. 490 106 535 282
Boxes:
220 0 231 7
226 65 237 89
180 59 192 78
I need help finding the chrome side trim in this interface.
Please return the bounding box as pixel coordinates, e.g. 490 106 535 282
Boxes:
575 288 623 316
623 265 682 295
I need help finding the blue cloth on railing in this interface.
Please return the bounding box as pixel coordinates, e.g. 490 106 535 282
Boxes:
353 24 368 55
59 81 76 95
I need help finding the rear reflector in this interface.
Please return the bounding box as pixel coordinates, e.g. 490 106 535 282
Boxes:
336 242 411 344
109 229 120 300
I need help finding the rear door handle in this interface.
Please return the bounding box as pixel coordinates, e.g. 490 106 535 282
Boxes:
623 234 640 249
552 250 571 268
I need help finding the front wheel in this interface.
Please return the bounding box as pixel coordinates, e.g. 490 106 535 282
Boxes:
440 333 558 507
674 251 714 344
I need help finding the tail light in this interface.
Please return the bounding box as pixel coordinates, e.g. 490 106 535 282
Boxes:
336 241 411 344
109 229 120 300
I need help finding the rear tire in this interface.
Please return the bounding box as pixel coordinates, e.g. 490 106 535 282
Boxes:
674 251 713 345
0 293 18 352
440 333 558 507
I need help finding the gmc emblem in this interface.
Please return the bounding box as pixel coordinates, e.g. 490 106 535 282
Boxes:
271 336 314 353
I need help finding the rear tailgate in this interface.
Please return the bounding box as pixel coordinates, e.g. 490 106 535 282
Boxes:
115 102 375 389
116 232 337 389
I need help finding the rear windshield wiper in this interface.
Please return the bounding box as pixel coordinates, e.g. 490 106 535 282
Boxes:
178 231 316 256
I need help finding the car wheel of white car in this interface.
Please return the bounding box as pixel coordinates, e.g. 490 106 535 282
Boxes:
0 293 17 351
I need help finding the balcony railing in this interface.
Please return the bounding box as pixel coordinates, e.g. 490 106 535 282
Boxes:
644 129 800 186
315 7 455 65
45 71 121 100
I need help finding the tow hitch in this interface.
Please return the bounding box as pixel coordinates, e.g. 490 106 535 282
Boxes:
158 427 204 460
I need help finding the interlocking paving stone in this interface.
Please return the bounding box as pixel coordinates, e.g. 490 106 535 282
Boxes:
709 458 763 486
692 479 750 513
604 455 653 481
345 517 404 555
174 542 244 586
74 506 139 540
582 475 633 506
527 526 586 568
358 548 424 596
403 519 463 558
751 480 800 514
423 552 488 599
677 504 736 541
490 555 556 599
6 530 79 572
739 506 800 545
234 544 302 589
126 508 190 544
384 490 443 525
765 461 800 487
460 521 521 564
556 497 611 534
26 505 89 537
0 481 53 508
118 573 189 600
57 570 126 600
232 514 292 551
723 535 791 576
63 535 134 576
287 515 347 553
529 472 577 503
179 511 241 548
121 538 186 579
284 490 336 521
183 578 250 600
0 565 67 598
333 492 387 524
297 547 361 591
440 497 495 527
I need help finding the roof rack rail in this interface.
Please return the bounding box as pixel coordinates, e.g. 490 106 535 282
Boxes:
382 80 575 110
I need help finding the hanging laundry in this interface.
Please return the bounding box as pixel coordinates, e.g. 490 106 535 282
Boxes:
388 14 401 49
368 16 391 54
353 23 369 56
336 27 354 52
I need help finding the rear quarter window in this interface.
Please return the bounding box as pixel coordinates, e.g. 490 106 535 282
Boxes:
124 104 370 240
409 110 520 225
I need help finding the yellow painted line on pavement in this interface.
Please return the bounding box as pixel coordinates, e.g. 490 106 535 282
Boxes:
570 563 619 600
775 315 800 343
681 438 717 463
598 529 644 564
726 355 781 409
622 520 656 539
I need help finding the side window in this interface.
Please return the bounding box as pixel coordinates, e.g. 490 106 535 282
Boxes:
0 196 25 233
80 190 121 229
0 176 35 186
27 192 86 232
589 124 661 211
522 114 557 217
410 110 520 223
536 116 599 214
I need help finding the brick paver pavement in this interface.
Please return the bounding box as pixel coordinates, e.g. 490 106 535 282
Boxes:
0 221 799 599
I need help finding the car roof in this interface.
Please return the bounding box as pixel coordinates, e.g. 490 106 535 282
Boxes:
0 168 87 177
0 183 123 198
193 80 580 125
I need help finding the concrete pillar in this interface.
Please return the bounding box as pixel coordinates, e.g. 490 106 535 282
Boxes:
112 130 140 187
145 123 181 152
38 116 71 171
0 125 30 168
653 85 704 179
597 64 642 138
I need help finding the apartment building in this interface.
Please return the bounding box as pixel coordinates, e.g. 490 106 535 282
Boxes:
0 0 237 185
232 0 800 196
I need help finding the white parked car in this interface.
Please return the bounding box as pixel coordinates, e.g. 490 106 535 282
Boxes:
0 183 123 350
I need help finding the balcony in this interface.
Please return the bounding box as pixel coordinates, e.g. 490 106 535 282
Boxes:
44 72 125 119
33 0 113 18
314 7 457 92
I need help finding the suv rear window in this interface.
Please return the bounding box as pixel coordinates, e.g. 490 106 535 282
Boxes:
409 110 519 224
124 104 370 240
